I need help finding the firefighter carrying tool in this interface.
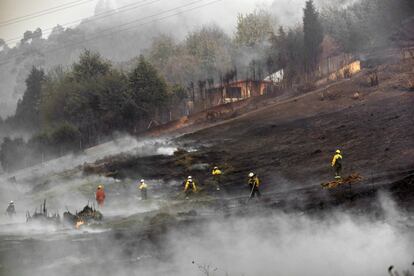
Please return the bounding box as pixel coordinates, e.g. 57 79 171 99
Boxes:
248 172 261 199
184 176 197 199
212 166 222 191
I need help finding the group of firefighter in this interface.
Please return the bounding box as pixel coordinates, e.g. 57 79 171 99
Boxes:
180 149 343 199
5 149 343 216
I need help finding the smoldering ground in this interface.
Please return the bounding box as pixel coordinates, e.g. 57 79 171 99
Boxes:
2 135 177 182
0 136 413 276
0 136 179 231
166 197 414 276
1 191 414 276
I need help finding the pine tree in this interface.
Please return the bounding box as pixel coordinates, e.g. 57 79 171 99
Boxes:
72 49 111 81
276 26 288 70
14 67 45 130
303 0 324 74
0 137 27 172
128 56 168 120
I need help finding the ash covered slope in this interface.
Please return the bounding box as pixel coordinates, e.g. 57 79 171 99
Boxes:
0 57 413 276
179 55 414 192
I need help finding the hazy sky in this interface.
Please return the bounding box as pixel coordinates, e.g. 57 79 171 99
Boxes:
0 0 277 46
0 0 359 47
0 0 98 44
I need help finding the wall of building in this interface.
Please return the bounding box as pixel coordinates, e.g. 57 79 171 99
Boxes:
221 81 271 103
315 60 361 87
317 53 355 77
203 80 279 108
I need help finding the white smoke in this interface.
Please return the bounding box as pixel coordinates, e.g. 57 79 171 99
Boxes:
1 179 414 276
2 135 177 183
268 0 360 27
167 208 414 275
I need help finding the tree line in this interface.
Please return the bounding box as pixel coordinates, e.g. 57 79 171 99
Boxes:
1 51 187 172
1 0 413 172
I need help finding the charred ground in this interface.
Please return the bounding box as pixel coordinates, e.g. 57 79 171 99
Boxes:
1 51 414 276
85 51 414 212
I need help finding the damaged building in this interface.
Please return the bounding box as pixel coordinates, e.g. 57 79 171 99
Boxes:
206 80 279 107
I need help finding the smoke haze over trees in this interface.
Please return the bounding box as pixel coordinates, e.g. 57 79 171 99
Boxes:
1 50 181 172
0 0 413 171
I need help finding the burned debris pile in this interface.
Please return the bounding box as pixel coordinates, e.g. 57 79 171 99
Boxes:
63 204 103 228
321 173 363 189
26 200 60 224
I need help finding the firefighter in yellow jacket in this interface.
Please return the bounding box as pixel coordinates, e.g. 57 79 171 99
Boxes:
184 176 197 198
331 149 343 179
138 179 148 200
248 172 261 199
212 166 222 191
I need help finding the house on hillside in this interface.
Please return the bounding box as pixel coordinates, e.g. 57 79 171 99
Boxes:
206 80 278 106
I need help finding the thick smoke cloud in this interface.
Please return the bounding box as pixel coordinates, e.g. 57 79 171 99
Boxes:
168 210 414 275
1 192 413 276
0 136 413 276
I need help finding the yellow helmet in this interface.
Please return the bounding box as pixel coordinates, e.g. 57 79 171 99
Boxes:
98 185 103 189
336 149 341 154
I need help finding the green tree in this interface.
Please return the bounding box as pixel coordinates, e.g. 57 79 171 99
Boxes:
169 84 187 102
40 66 69 127
36 51 113 146
276 27 288 69
265 26 287 75
285 28 305 86
0 137 27 172
14 66 45 130
98 70 132 133
166 84 188 119
72 49 111 81
303 0 323 73
29 131 52 159
128 55 168 120
235 10 275 47
185 25 232 78
147 34 177 69
49 122 80 155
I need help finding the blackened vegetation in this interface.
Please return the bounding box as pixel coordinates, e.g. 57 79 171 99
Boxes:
26 199 60 225
82 147 226 189
2 0 414 173
63 204 103 227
